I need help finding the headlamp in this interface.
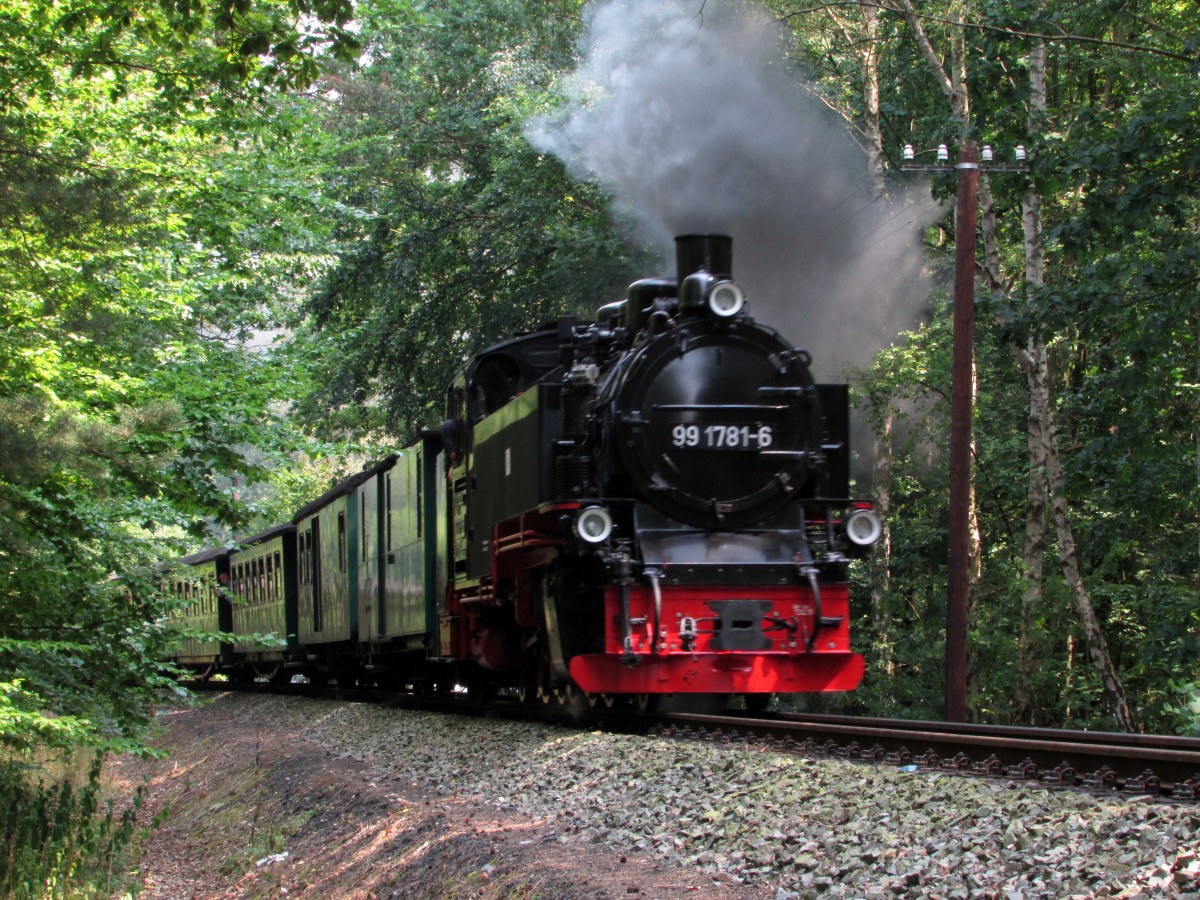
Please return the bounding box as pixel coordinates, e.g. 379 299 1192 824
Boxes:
707 280 745 317
574 506 614 544
844 508 883 547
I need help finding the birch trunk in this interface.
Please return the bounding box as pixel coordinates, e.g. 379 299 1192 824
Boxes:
859 2 893 671
871 415 895 676
827 0 893 669
1015 42 1051 724
1017 41 1137 732
859 3 884 196
1028 352 1138 731
1015 353 1050 723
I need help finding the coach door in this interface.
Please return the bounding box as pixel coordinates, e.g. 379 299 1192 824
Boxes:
310 517 323 633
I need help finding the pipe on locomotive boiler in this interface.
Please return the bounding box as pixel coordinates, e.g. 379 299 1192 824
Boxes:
609 236 736 329
675 233 733 283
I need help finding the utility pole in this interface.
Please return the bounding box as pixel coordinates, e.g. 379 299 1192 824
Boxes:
901 142 1026 723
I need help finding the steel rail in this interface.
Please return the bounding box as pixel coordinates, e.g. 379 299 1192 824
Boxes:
657 711 1200 798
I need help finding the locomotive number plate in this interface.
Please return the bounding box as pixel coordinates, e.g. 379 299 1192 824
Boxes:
670 423 774 450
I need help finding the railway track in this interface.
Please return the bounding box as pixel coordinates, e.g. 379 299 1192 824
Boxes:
187 681 1200 800
651 710 1200 801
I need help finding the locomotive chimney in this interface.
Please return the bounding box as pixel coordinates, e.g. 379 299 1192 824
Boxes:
675 234 732 282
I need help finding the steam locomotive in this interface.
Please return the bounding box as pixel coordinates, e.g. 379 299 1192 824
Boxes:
166 235 881 707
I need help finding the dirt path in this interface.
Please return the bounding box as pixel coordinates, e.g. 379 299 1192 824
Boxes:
109 696 767 899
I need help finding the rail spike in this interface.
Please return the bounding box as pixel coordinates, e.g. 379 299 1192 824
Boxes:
1129 769 1161 795
1051 762 1076 786
1012 757 1040 780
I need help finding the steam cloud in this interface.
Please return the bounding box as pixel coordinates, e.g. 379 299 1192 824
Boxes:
525 0 936 379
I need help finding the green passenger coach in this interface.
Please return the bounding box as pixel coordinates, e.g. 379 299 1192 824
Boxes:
228 523 298 679
163 547 231 675
356 441 446 681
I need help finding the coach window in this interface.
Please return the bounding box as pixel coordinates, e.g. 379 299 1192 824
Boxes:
385 473 394 551
338 512 347 573
416 453 423 539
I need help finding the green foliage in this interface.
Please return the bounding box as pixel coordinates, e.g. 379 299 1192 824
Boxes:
773 0 1200 729
0 682 95 751
0 0 359 120
0 0 355 765
1161 679 1200 737
239 451 378 534
0 753 150 898
297 0 647 439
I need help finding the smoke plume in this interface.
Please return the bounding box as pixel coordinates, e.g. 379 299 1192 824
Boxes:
525 0 936 379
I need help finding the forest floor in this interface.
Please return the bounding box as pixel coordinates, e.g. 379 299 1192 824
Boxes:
107 694 766 899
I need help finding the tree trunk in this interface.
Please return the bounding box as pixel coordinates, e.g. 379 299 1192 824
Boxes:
859 1 891 667
1014 336 1049 724
1016 40 1136 732
827 0 893 674
1015 43 1050 723
978 174 1001 290
1032 354 1138 731
859 3 884 196
896 0 969 122
871 414 895 677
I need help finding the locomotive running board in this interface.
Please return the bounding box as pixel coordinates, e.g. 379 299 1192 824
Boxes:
568 651 865 694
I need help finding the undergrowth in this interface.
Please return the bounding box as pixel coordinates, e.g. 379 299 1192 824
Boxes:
0 752 154 898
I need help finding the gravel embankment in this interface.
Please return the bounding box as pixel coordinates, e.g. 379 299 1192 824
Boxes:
227 695 1200 899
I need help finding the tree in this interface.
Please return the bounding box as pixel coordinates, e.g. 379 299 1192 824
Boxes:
297 0 646 439
0 0 357 758
778 0 1198 730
